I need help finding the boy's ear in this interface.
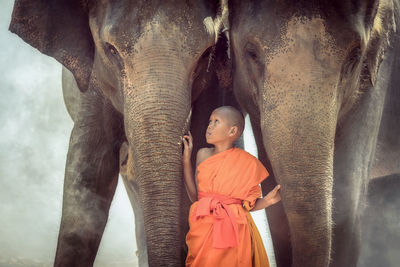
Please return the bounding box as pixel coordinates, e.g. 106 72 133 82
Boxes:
229 126 238 137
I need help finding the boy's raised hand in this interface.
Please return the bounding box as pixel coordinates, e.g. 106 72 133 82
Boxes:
250 184 281 211
265 184 281 206
182 131 193 163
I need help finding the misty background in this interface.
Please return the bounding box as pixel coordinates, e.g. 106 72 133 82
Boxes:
0 1 276 266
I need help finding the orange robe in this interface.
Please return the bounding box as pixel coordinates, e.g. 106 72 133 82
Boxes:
185 147 270 267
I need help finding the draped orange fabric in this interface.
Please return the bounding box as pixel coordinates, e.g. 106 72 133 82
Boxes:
244 201 270 267
185 147 270 267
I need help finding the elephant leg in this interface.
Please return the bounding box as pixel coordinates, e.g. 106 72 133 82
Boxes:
331 49 395 267
119 142 148 267
359 174 400 267
54 87 123 267
121 176 148 267
249 112 292 267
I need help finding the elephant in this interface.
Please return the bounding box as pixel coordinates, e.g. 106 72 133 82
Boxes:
227 0 400 266
9 0 242 266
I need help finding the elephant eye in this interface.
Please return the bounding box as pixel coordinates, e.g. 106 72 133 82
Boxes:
247 50 258 60
245 42 260 62
349 46 361 63
104 42 124 71
121 154 128 166
244 42 264 76
343 45 361 74
106 42 119 56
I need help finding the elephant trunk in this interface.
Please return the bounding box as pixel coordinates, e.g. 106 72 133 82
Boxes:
262 117 336 266
257 17 344 265
124 55 190 266
261 90 338 266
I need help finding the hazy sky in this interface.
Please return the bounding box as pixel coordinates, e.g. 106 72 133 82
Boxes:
0 1 275 267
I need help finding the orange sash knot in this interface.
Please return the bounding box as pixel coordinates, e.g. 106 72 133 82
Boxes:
195 191 242 248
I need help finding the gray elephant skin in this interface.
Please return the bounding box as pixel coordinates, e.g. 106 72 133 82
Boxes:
9 0 240 266
228 1 399 267
359 174 400 267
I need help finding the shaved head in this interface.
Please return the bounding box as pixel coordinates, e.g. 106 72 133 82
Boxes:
213 106 245 137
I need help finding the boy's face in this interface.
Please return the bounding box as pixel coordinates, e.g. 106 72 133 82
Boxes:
205 109 234 144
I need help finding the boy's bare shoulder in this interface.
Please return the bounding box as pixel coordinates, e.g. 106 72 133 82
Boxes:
196 147 213 166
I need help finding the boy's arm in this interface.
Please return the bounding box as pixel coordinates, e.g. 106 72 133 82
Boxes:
250 184 281 211
182 153 197 203
182 132 207 203
183 148 207 203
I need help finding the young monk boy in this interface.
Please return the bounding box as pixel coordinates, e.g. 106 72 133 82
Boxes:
182 106 281 267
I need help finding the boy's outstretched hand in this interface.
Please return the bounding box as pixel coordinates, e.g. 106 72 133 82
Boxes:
264 184 281 206
251 184 281 211
182 131 193 163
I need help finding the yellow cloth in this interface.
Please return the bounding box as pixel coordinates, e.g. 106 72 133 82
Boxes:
244 201 270 267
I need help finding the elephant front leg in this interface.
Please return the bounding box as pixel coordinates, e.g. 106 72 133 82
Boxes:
54 109 122 267
331 43 394 267
121 176 148 267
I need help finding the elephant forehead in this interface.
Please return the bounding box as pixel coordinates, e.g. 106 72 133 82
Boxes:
267 16 345 77
229 0 390 58
89 0 216 55
259 17 342 130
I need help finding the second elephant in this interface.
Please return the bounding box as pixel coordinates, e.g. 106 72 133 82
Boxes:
228 1 400 266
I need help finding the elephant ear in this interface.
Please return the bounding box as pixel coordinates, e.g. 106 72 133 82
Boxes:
9 0 94 92
362 0 398 89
